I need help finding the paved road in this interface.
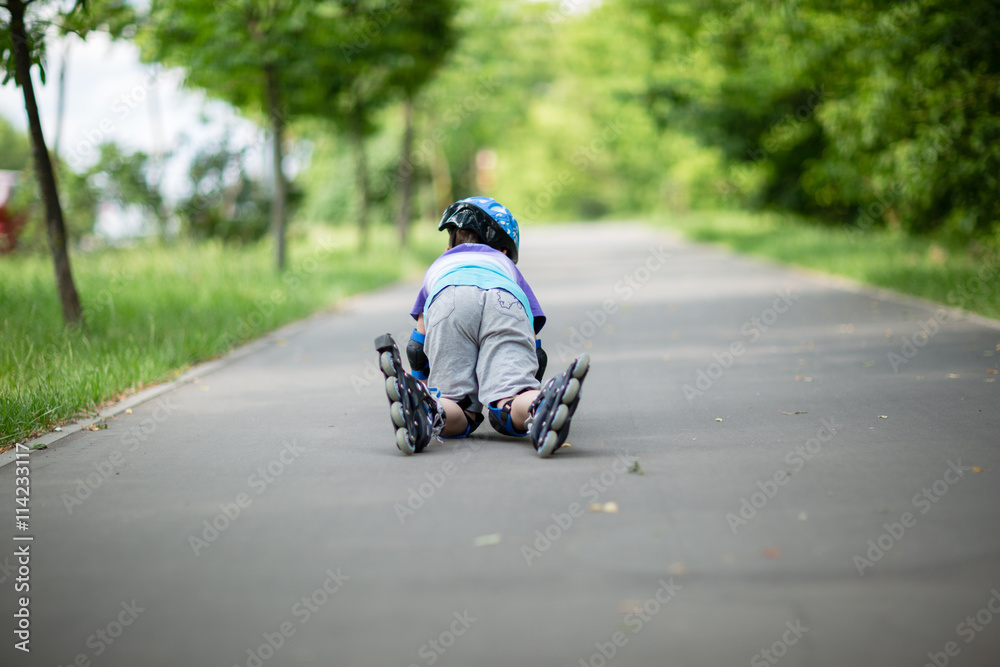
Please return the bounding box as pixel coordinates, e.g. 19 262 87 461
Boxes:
3 223 999 667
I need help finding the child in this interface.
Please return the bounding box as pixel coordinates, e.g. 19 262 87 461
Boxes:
375 196 588 457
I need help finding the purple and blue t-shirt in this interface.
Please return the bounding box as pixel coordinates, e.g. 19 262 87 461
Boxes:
410 244 546 334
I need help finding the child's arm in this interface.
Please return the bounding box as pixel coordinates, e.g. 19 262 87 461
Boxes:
416 313 425 335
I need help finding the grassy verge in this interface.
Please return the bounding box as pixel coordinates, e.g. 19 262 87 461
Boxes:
1 224 443 447
654 210 1000 321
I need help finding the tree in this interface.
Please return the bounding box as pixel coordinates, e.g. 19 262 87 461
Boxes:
633 0 1000 243
140 0 326 271
414 0 557 216
1 0 82 324
322 0 456 250
87 142 167 237
381 0 456 245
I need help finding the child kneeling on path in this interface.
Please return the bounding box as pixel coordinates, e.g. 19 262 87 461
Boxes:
375 196 588 457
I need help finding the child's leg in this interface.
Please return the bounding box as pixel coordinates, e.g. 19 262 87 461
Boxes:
493 391 539 431
439 399 482 437
492 353 589 456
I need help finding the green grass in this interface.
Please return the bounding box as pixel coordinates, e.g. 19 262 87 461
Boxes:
654 210 1000 321
1 225 443 447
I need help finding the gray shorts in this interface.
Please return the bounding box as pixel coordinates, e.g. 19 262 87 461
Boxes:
424 285 540 412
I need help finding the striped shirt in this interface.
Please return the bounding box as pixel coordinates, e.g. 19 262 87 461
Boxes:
410 244 546 333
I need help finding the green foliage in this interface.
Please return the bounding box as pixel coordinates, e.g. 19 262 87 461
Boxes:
296 115 404 226
140 0 457 252
140 0 316 116
86 142 166 236
334 0 457 113
140 0 454 129
59 0 136 39
0 0 50 86
0 113 30 170
416 0 556 202
174 137 299 244
389 0 723 223
635 0 1000 244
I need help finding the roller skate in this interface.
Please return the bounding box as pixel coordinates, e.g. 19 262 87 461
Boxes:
526 353 590 458
375 333 445 455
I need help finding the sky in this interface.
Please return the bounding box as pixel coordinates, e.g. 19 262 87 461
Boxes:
0 30 263 236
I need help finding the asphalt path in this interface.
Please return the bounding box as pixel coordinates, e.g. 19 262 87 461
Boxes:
3 222 999 667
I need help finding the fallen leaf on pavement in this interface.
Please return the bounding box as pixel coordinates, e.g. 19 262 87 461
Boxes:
618 600 644 614
878 415 888 419
763 547 781 559
780 411 808 415
472 533 502 547
715 417 723 422
987 369 998 375
861 360 877 367
668 562 688 575
948 374 960 379
125 408 132 414
972 467 983 473
589 502 619 513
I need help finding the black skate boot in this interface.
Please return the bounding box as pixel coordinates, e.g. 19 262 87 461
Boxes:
375 333 445 455
526 353 589 457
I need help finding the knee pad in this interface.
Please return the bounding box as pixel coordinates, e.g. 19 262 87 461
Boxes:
441 396 484 439
441 412 483 439
488 400 527 438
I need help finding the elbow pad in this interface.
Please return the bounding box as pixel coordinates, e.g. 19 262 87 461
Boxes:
535 339 547 381
406 329 430 380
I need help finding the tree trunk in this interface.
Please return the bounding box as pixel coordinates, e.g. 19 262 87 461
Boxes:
265 63 287 272
350 102 371 253
10 0 83 326
395 97 415 246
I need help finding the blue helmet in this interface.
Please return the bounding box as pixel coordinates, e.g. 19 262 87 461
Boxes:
438 196 520 264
